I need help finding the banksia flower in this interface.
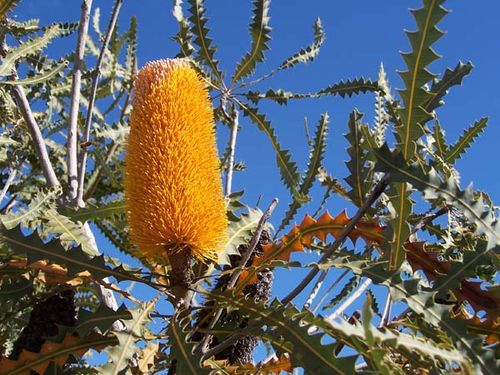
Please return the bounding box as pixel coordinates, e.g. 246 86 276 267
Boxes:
124 59 228 263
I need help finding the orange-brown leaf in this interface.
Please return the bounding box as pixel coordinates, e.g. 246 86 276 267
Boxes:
0 332 115 375
237 211 385 290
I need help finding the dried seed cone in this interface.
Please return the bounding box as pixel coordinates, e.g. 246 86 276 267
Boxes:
125 59 227 263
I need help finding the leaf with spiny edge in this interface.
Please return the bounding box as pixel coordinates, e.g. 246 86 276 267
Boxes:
206 353 292 374
173 0 195 58
61 199 126 223
231 0 271 83
277 112 329 236
168 312 211 375
432 119 448 160
220 206 272 266
278 17 325 71
323 259 494 372
322 275 359 311
0 332 117 375
444 117 488 164
0 23 66 76
0 59 69 86
75 303 133 337
0 224 142 283
396 0 448 160
204 290 357 375
187 0 223 83
100 298 158 374
237 211 384 288
373 144 500 252
237 101 305 201
344 110 375 207
373 63 390 146
424 61 473 112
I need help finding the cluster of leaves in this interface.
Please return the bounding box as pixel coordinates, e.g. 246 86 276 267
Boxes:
0 0 497 374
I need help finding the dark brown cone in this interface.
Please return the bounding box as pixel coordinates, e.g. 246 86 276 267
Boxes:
192 230 274 364
10 289 77 360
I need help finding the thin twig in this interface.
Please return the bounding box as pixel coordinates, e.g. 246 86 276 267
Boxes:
326 278 372 321
303 269 328 309
67 0 93 203
77 0 123 205
379 293 392 328
195 198 278 355
0 168 17 204
282 174 389 305
224 105 239 196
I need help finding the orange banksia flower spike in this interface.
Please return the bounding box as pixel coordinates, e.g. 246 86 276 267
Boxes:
124 58 228 264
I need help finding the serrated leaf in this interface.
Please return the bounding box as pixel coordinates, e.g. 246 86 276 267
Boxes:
278 17 325 71
432 119 448 159
220 207 271 266
277 112 329 235
187 0 223 82
0 59 68 86
101 298 157 374
168 313 211 375
61 199 126 223
0 24 65 76
444 117 487 164
231 0 271 83
0 332 116 375
322 275 359 311
173 0 195 58
396 0 448 160
425 61 473 112
344 110 374 207
75 303 132 337
237 211 384 288
0 224 141 283
204 290 357 374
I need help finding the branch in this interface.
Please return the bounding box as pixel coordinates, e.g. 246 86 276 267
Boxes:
196 198 278 355
11 83 59 187
378 293 392 328
224 104 239 196
281 173 389 305
67 0 92 203
77 0 123 205
311 269 350 314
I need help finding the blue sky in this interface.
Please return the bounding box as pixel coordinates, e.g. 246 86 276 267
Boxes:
11 0 500 365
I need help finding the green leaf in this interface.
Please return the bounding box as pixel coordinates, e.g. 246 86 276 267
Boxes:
220 207 271 266
172 0 195 58
62 199 126 223
344 110 374 207
237 101 305 201
396 0 448 160
277 112 329 235
0 24 65 76
424 61 473 112
100 298 158 374
187 0 223 82
231 0 271 83
323 275 359 311
168 313 211 375
75 303 132 337
1 188 59 230
444 117 487 164
432 119 448 160
0 224 141 283
204 290 357 374
0 59 68 86
278 17 325 71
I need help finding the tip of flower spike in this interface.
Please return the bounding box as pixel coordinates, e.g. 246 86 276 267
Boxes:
134 58 191 100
